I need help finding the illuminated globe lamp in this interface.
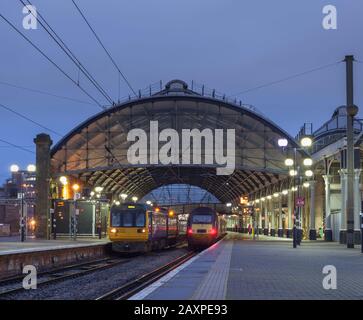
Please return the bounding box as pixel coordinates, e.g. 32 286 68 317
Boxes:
284 158 294 167
300 136 313 148
59 176 69 199
10 164 20 173
132 196 138 203
120 193 128 201
277 138 288 147
27 164 36 172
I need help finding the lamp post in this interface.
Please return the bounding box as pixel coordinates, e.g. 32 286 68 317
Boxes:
279 136 313 248
10 164 36 242
345 55 359 249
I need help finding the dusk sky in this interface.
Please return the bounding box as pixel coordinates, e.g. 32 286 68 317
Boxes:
0 0 362 181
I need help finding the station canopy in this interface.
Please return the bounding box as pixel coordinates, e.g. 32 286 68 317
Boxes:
50 80 304 204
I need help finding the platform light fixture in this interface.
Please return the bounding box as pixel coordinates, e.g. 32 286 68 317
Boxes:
305 170 314 177
132 196 138 203
59 176 68 185
90 191 95 197
146 200 152 205
289 169 298 176
261 197 265 202
284 158 294 167
120 193 128 201
277 138 288 147
255 199 260 203
267 195 272 200
273 192 279 198
95 186 103 193
282 189 288 195
303 182 310 188
226 203 232 207
300 136 313 148
72 184 80 192
10 164 20 173
303 158 313 166
27 164 36 172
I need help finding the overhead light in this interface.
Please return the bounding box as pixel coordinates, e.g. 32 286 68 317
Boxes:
303 182 310 188
278 138 288 147
72 184 80 191
27 164 36 172
285 158 294 166
303 158 313 166
255 199 260 203
282 189 288 195
146 200 152 205
291 186 298 192
59 176 68 185
132 196 138 202
120 193 128 200
115 201 120 205
226 203 232 207
273 193 279 198
267 195 272 200
261 197 265 202
289 169 298 176
90 191 95 197
95 186 103 193
300 136 313 147
305 170 313 177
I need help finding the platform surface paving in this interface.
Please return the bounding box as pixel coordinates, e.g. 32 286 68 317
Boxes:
0 236 109 255
132 232 363 300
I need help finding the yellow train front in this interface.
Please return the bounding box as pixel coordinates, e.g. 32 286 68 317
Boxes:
108 203 178 253
187 207 226 249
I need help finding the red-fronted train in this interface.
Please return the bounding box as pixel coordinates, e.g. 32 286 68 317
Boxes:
187 207 226 249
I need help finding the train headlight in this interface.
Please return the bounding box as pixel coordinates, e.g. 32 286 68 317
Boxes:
142 228 146 233
110 228 117 234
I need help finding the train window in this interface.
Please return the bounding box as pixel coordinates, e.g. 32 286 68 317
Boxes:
135 212 145 227
123 212 133 227
192 215 212 224
110 208 146 227
111 212 121 227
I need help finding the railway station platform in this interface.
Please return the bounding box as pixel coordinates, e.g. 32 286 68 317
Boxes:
0 237 110 279
131 232 363 300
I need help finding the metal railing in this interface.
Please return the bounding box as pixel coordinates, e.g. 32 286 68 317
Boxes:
112 80 265 116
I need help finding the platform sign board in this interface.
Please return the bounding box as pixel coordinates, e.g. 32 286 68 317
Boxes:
296 197 305 207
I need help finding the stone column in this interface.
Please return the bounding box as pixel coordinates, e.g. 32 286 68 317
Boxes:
309 180 317 240
270 198 276 236
323 175 332 241
259 200 263 234
278 195 283 237
34 133 53 239
264 199 269 235
354 169 362 244
286 190 293 238
339 169 347 243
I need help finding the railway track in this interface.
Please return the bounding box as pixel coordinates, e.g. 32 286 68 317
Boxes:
96 251 196 300
0 256 129 298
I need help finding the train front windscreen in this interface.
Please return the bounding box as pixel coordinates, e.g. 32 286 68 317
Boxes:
110 206 146 227
191 214 213 224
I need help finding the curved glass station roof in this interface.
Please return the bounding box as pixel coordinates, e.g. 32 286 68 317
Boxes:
51 80 305 203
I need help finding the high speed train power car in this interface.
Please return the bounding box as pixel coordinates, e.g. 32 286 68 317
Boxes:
187 207 226 249
108 203 179 253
